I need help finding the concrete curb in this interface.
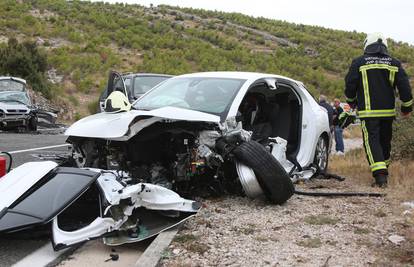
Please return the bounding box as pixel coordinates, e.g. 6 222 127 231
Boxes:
135 226 180 267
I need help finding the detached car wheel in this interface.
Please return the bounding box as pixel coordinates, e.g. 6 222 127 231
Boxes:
232 140 294 204
314 136 329 174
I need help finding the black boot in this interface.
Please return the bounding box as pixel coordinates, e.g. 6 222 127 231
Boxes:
372 174 388 188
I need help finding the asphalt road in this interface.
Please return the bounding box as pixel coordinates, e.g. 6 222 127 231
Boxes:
0 132 69 266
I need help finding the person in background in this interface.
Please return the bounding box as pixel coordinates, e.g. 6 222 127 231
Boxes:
332 98 344 155
344 32 413 187
318 94 334 129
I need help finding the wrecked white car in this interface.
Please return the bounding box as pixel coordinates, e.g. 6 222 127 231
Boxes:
0 71 330 250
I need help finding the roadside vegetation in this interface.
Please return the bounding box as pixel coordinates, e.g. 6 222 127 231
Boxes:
0 0 413 119
0 38 52 98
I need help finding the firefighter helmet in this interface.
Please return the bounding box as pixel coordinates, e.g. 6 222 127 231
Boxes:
104 91 131 113
364 32 388 49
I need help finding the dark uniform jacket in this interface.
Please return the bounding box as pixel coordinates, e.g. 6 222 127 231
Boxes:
345 44 413 118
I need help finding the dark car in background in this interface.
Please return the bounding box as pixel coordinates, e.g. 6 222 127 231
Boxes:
0 77 37 131
99 73 172 112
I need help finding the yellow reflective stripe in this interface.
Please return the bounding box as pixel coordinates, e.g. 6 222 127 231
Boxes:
389 70 396 86
361 121 374 165
370 162 387 172
385 159 391 166
358 109 396 118
359 64 399 72
402 99 413 107
361 69 371 110
359 63 399 87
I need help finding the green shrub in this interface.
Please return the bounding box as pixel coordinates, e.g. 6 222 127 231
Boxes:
392 114 414 160
0 38 52 98
87 99 99 115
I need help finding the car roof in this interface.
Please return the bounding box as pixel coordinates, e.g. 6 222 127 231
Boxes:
0 76 26 84
122 73 174 79
176 71 300 83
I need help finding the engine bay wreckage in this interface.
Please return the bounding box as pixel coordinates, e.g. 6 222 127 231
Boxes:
0 71 332 250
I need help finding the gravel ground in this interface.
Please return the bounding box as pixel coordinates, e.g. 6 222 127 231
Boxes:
161 139 414 266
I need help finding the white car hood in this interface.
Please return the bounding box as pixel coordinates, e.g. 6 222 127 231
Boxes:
65 106 220 140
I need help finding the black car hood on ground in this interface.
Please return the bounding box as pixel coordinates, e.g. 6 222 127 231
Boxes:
0 164 99 233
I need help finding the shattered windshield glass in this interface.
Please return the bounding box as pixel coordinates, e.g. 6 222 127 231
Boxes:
0 91 30 105
0 79 25 92
134 77 245 115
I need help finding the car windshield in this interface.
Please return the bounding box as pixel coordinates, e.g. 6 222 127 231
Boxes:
134 77 245 115
0 79 25 92
0 91 30 105
132 76 170 98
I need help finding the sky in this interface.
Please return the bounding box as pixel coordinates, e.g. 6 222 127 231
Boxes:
92 0 414 45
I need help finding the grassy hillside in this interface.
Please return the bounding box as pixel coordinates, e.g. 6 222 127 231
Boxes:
1 0 413 119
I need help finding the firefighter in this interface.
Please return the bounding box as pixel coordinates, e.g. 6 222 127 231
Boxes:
345 32 413 187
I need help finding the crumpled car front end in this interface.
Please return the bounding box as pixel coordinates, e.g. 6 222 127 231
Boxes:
66 107 294 203
52 169 201 250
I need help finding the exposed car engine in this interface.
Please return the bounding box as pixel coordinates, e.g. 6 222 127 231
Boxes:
68 120 250 198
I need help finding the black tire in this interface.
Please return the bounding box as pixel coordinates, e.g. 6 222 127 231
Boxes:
232 140 294 204
313 135 329 174
28 116 38 131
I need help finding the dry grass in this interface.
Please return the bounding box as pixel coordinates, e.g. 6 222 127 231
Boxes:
343 124 362 139
329 148 372 184
329 148 414 202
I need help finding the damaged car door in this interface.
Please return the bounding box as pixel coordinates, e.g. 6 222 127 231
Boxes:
52 169 201 250
0 161 99 233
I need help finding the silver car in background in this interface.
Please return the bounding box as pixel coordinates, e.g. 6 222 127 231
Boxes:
0 77 37 131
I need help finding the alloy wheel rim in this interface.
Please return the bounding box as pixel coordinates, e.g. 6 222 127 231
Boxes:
317 138 327 171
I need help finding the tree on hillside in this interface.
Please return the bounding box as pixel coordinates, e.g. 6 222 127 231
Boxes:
0 38 51 98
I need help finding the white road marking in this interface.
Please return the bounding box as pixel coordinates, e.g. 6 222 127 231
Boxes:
6 144 71 154
12 242 68 267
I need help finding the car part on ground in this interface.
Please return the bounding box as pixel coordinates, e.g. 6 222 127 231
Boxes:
53 169 199 250
232 140 294 204
294 189 385 197
0 162 200 250
37 110 57 126
0 162 99 233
